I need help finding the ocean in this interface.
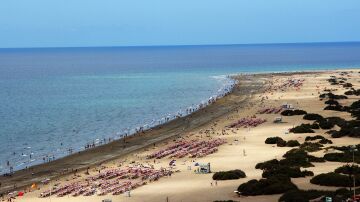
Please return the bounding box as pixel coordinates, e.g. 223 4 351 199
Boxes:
0 42 360 173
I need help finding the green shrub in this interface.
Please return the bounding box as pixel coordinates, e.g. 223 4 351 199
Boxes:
310 123 320 129
212 169 246 180
255 159 280 170
279 189 341 202
262 166 313 178
329 121 360 138
305 135 325 141
317 119 335 129
310 172 360 187
325 100 339 105
281 109 307 116
289 124 315 133
324 152 360 164
281 110 294 116
299 142 323 152
237 176 298 196
265 136 284 144
293 110 307 115
334 164 360 175
319 138 333 144
286 140 300 147
324 105 345 111
281 149 314 167
276 139 287 147
303 113 324 121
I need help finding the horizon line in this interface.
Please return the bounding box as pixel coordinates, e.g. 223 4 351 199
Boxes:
1 41 360 50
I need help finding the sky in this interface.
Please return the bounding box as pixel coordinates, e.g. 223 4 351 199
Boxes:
0 0 359 48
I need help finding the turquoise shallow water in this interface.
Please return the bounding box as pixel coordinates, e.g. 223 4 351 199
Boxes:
0 42 360 173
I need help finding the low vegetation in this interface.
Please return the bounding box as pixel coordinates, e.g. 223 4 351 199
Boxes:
265 137 284 144
279 189 351 202
285 140 300 147
303 113 324 121
289 124 315 133
212 169 246 180
280 109 307 116
310 172 360 187
237 176 298 196
299 142 323 152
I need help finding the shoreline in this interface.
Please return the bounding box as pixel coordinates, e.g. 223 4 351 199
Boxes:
0 73 265 195
0 73 237 174
0 69 351 199
3 68 360 202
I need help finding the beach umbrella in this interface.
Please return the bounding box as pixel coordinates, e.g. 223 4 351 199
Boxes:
18 192 24 197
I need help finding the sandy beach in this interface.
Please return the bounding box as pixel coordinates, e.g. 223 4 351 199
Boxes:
1 69 360 202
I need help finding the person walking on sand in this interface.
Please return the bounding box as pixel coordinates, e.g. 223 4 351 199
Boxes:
215 180 218 186
210 182 213 186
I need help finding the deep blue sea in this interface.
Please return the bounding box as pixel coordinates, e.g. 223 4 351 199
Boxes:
0 42 360 173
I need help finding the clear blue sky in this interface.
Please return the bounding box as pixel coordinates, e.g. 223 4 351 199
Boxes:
0 0 359 48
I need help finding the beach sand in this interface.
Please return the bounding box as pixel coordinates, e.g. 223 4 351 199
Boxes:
2 69 360 202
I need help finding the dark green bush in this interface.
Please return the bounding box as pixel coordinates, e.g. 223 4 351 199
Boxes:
212 169 246 180
280 109 307 116
265 136 284 144
325 100 339 105
286 140 300 147
310 123 320 129
319 92 347 100
305 135 325 141
303 113 324 121
281 110 294 116
255 159 280 170
281 149 314 167
319 138 333 144
237 176 298 196
279 189 342 202
310 172 360 187
293 110 307 115
324 152 360 164
330 121 360 138
276 139 287 147
317 119 335 129
299 142 323 152
262 166 313 178
324 105 345 111
334 164 360 175
289 124 315 133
